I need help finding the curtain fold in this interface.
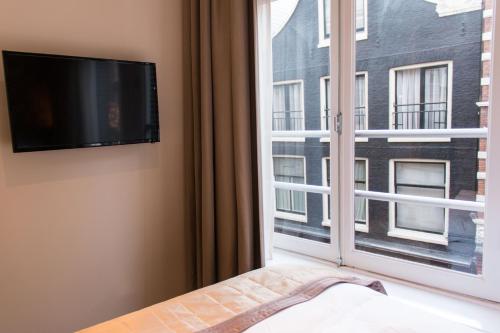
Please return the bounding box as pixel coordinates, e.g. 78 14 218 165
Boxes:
425 67 448 129
186 0 263 289
273 85 286 130
396 68 420 129
288 83 302 130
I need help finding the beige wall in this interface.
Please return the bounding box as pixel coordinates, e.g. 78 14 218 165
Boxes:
0 1 189 332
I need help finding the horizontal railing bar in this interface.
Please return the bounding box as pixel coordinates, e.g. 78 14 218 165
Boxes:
274 181 330 194
355 128 488 139
356 190 485 212
272 130 330 138
273 183 485 211
271 128 488 139
395 102 447 106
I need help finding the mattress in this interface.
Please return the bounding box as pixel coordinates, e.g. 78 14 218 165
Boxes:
77 265 481 333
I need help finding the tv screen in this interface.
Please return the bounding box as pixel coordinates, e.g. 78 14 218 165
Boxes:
2 51 159 153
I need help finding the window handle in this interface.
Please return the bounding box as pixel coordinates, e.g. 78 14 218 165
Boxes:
334 112 343 135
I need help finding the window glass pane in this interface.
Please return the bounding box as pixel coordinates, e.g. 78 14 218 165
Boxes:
273 83 304 131
354 0 490 275
424 67 448 129
325 158 331 221
396 162 445 187
355 74 366 130
355 0 365 32
396 186 446 234
271 0 332 244
274 157 306 214
355 160 367 223
324 78 331 130
324 0 330 38
395 68 421 129
395 65 449 130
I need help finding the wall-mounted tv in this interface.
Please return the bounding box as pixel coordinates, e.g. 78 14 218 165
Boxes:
2 51 160 153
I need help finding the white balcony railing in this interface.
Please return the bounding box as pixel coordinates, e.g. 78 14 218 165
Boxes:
272 128 488 213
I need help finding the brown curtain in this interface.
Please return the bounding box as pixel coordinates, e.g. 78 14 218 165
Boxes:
184 0 263 288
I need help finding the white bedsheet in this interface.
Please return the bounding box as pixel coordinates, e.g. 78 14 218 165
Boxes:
246 283 481 333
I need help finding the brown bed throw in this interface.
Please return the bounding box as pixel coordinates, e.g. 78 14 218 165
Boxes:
198 276 386 333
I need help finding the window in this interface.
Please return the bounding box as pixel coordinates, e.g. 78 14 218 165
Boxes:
389 160 449 244
322 74 367 132
318 0 331 46
325 158 369 230
273 81 304 132
323 0 330 40
273 156 307 222
318 0 367 47
320 77 331 130
322 157 331 225
355 73 367 131
269 0 333 252
354 159 368 232
260 0 499 300
355 0 367 39
390 62 452 132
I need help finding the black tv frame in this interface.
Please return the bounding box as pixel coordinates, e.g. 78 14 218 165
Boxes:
2 50 160 153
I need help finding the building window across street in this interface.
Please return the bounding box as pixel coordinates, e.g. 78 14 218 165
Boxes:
391 62 451 131
389 160 449 244
319 0 367 46
321 74 367 131
355 0 367 39
322 157 331 225
274 156 307 222
273 81 304 131
321 77 331 130
355 73 368 130
355 159 368 231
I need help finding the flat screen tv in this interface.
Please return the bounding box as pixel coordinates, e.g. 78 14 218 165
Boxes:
2 51 160 153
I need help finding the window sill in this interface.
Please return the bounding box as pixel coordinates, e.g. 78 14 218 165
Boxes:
388 229 448 246
355 223 369 233
275 211 307 223
388 137 451 143
272 137 306 143
318 32 367 48
317 39 330 48
356 31 367 41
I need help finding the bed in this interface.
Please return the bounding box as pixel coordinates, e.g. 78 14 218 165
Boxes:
77 265 481 333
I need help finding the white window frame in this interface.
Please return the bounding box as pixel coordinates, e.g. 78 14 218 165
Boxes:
318 0 367 48
272 80 306 142
388 159 450 245
257 0 500 301
321 73 368 142
354 158 369 232
273 155 308 223
388 61 453 142
336 0 500 302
